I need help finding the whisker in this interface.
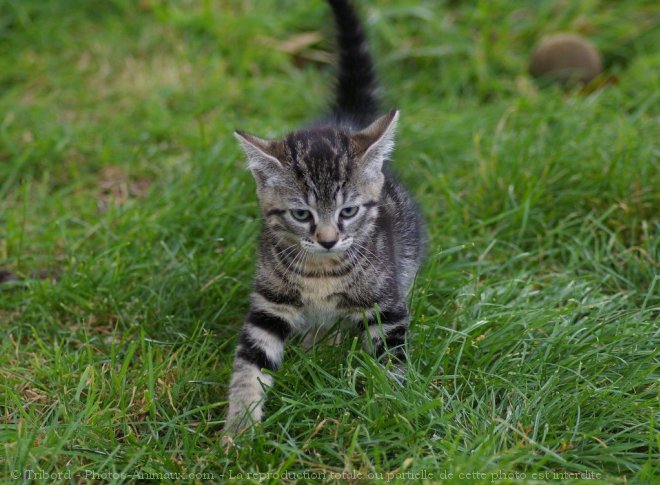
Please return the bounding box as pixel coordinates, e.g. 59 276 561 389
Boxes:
351 241 382 273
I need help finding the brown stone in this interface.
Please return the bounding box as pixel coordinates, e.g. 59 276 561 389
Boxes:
529 33 603 85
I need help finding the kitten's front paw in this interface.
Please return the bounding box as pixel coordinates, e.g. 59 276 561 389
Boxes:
220 434 235 453
220 415 248 453
222 402 263 442
222 411 250 438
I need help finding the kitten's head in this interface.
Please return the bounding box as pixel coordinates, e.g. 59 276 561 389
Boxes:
235 110 399 256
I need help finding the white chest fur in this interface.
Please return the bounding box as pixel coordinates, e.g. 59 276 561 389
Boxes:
298 276 347 329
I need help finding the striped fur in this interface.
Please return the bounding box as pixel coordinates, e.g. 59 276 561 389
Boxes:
327 0 380 127
224 0 425 435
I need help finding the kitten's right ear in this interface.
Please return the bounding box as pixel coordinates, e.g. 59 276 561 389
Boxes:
234 131 285 188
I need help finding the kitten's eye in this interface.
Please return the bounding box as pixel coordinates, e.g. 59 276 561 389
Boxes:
290 209 312 222
340 206 359 219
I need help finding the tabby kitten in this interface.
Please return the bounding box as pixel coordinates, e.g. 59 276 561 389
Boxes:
224 0 424 435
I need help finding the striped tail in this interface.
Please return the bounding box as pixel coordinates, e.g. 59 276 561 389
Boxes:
327 0 380 127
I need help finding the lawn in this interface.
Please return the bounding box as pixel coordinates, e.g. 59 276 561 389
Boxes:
1 0 658 483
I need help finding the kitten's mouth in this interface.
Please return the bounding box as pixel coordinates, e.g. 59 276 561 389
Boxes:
300 239 352 256
305 246 346 256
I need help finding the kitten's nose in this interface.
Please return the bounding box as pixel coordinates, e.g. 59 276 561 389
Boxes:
316 225 338 250
318 239 337 250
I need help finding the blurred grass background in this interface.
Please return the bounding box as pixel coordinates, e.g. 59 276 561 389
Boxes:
1 0 659 482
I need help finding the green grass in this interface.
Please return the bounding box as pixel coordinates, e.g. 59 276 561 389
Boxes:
1 0 658 483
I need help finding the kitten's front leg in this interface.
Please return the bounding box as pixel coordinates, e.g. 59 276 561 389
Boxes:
223 308 291 435
363 305 409 383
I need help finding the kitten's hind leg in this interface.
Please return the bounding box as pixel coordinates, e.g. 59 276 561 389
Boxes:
362 305 409 385
223 309 291 437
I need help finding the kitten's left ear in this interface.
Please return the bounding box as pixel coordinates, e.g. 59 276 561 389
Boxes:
352 110 399 176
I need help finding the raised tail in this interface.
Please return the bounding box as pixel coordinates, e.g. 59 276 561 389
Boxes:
327 0 380 127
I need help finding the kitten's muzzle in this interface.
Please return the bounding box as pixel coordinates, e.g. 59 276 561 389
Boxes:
300 236 352 254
